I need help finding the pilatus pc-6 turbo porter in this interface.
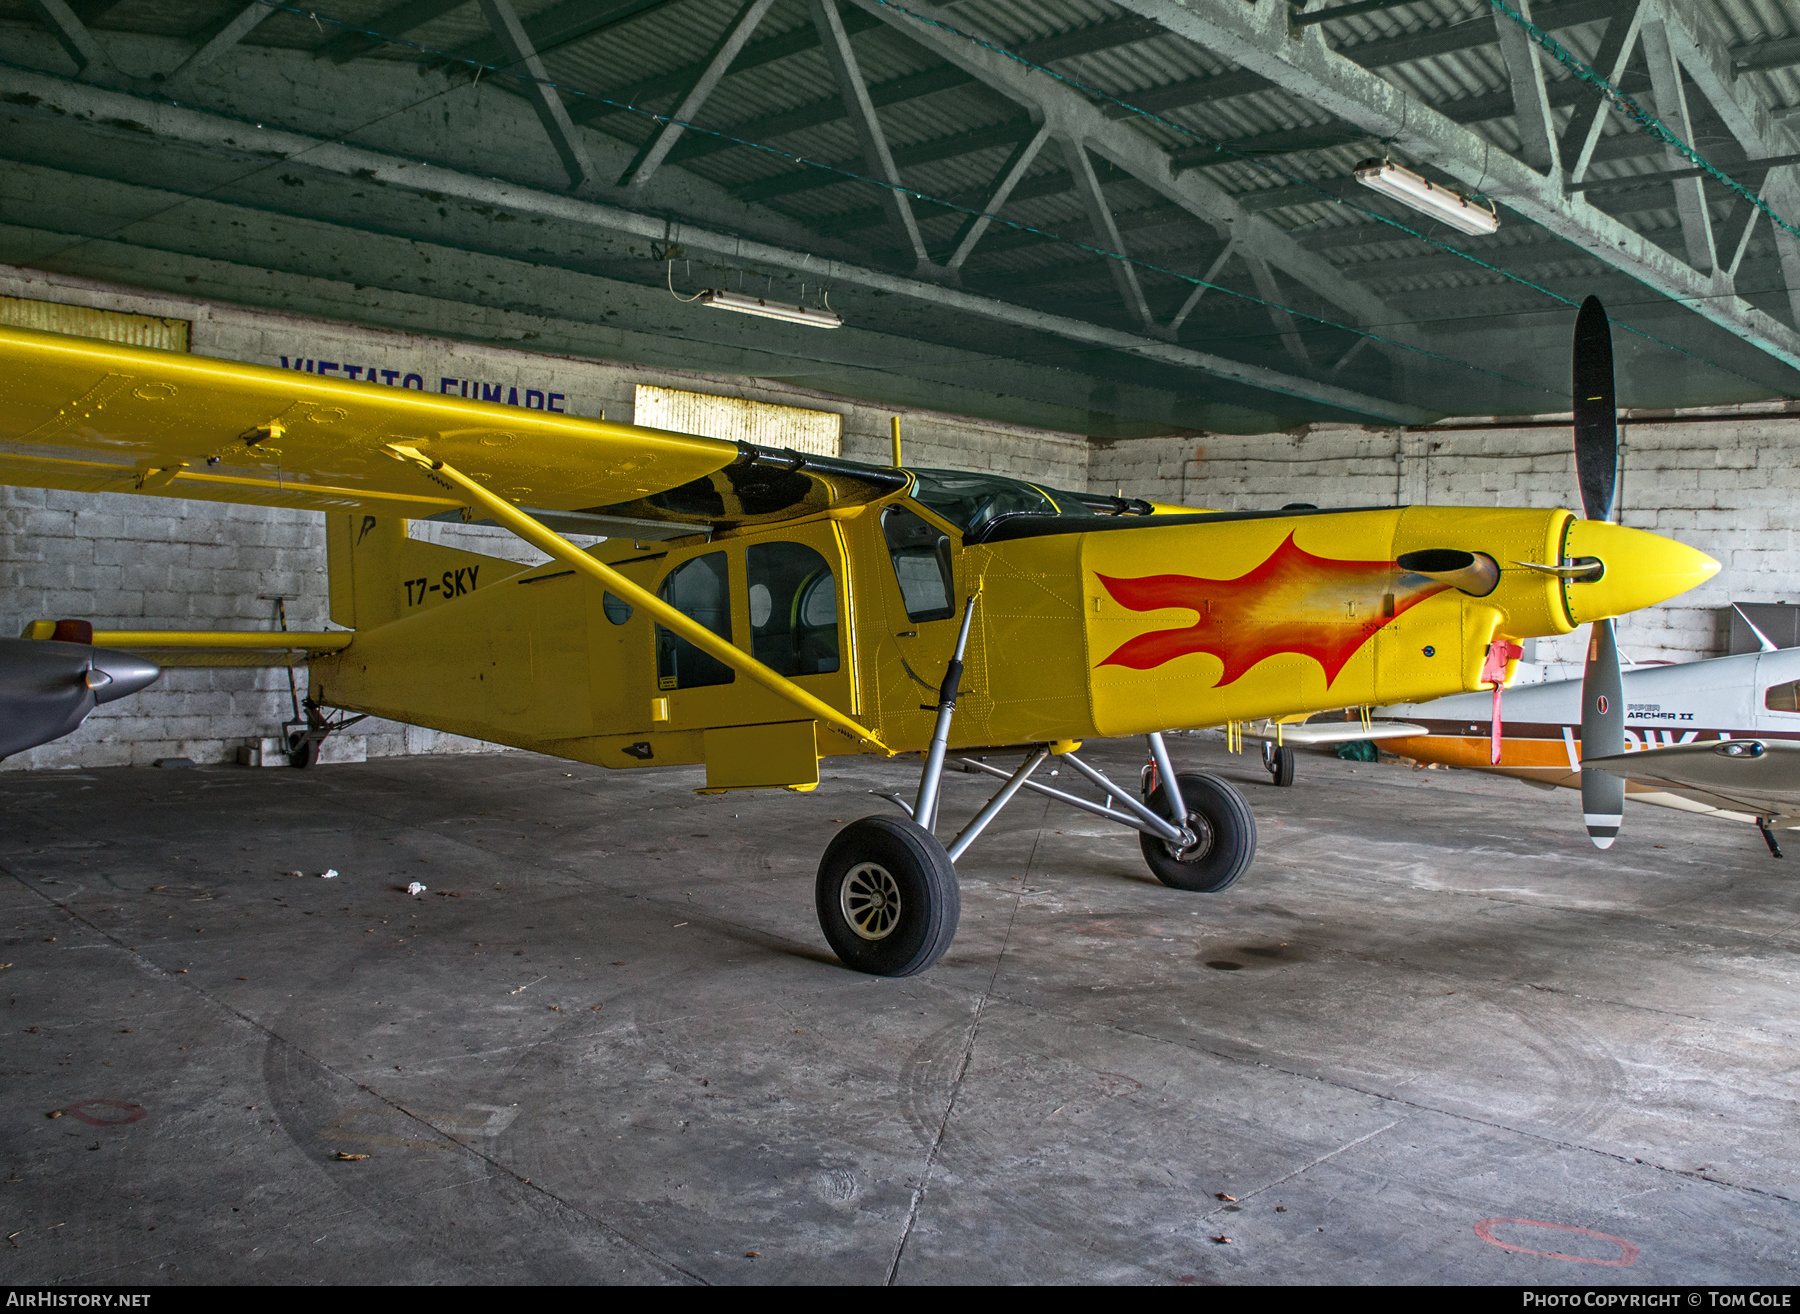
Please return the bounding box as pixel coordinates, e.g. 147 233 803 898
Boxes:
0 309 1716 975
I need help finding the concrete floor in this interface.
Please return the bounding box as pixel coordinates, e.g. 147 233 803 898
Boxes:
2 737 1797 1285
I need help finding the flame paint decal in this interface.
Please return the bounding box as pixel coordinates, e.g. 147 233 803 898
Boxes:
1096 533 1448 686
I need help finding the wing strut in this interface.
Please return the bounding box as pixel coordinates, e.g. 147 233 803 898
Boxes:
387 445 894 757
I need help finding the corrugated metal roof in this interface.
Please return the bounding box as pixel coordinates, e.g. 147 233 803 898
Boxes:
28 0 1800 376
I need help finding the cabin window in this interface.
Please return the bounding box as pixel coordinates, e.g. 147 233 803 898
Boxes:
882 507 954 622
602 592 633 625
656 552 734 689
747 542 839 676
1766 679 1800 713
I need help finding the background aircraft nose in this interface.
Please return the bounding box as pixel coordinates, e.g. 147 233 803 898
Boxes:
89 650 161 704
1561 520 1719 624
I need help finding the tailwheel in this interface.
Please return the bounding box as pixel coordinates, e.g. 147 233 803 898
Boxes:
285 731 317 769
816 816 960 977
1140 772 1257 893
1262 741 1296 787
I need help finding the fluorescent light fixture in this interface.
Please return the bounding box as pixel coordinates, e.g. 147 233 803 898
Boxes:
698 288 843 328
1353 159 1499 236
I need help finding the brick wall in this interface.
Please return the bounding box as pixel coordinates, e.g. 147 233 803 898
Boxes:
1089 416 1799 667
0 265 1084 769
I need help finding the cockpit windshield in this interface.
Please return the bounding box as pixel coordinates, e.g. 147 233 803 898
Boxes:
909 469 1104 536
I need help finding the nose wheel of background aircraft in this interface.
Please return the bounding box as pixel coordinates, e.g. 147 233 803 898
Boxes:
1261 741 1296 787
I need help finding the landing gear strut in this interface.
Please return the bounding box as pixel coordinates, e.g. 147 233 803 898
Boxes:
819 601 1259 976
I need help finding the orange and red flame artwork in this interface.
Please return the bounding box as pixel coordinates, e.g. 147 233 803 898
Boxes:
1096 533 1447 686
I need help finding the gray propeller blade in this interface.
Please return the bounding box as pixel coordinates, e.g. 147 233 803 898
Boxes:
1572 296 1626 848
1580 618 1626 848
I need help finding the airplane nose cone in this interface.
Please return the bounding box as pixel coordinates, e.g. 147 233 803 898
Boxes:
1562 520 1719 625
88 650 160 704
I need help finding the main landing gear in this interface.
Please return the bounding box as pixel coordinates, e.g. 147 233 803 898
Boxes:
815 603 1258 977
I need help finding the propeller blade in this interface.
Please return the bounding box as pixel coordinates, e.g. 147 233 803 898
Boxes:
1580 617 1626 848
1573 295 1618 524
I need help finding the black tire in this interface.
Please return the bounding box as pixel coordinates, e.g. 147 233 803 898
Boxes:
1139 771 1256 893
287 733 316 769
816 816 960 977
1268 745 1296 788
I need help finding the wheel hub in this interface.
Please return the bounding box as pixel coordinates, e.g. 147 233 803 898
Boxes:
1164 812 1215 863
841 862 903 940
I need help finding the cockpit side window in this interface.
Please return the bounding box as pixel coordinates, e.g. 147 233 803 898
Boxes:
747 541 839 677
656 552 734 689
882 506 955 622
1765 678 1800 712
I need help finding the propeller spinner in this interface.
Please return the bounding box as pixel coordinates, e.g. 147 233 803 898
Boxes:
1573 296 1626 849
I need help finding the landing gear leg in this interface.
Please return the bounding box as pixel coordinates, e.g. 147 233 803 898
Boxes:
820 597 976 976
1759 817 1784 858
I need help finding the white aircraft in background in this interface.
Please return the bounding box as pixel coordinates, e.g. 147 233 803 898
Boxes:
1379 609 1800 857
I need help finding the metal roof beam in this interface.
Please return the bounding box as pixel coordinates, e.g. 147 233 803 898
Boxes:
618 0 776 191
168 3 279 86
944 123 1052 270
1105 0 1617 118
657 16 1164 168
22 0 114 78
1495 0 1560 173
808 0 933 270
476 0 598 191
1060 136 1156 328
0 62 1432 424
738 119 1036 202
1640 13 1716 274
446 0 674 69
1557 0 1646 185
845 0 1413 342
1108 0 1800 373
571 8 882 125
317 0 469 64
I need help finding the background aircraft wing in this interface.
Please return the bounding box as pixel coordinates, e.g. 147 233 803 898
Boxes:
1584 740 1800 820
1243 719 1428 745
0 324 740 518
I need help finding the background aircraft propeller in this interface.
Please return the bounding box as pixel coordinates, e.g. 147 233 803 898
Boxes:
0 635 160 760
1574 296 1626 850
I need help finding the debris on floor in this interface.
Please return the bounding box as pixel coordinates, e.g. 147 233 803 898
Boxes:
321 869 338 879
406 881 427 896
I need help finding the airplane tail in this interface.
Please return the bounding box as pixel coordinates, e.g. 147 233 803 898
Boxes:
325 514 518 633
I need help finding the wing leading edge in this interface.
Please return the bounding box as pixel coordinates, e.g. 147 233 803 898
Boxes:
0 324 743 517
1584 740 1800 821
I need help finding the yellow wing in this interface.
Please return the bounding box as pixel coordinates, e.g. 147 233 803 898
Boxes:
0 325 739 519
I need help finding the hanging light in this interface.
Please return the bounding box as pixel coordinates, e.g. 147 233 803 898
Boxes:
698 288 843 328
1353 159 1499 236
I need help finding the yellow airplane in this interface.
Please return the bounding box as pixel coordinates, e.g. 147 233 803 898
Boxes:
0 316 1718 975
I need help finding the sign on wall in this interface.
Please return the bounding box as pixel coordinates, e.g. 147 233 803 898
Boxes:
633 384 841 456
